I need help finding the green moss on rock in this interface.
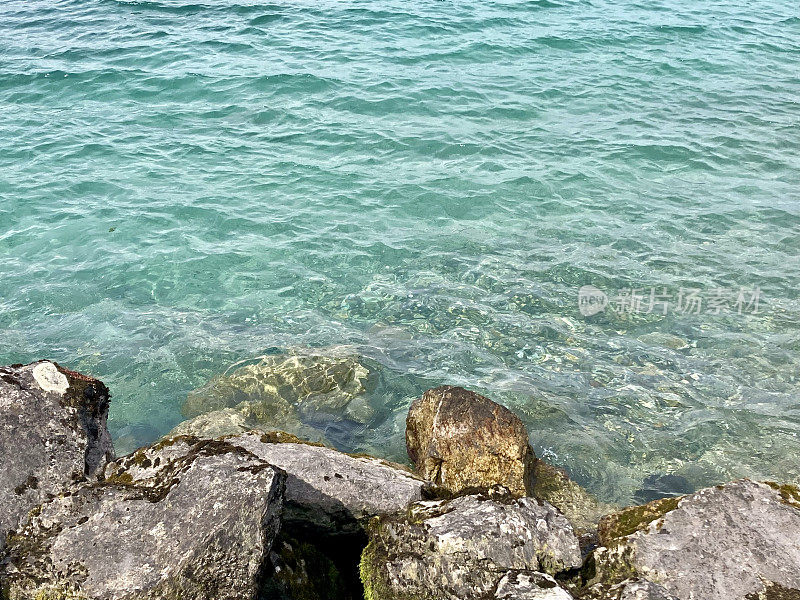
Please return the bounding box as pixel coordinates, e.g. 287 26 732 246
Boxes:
745 581 800 600
358 519 434 600
597 496 681 546
257 431 325 447
764 482 800 511
31 587 88 600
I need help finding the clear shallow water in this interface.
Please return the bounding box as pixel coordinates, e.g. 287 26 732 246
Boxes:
1 0 799 504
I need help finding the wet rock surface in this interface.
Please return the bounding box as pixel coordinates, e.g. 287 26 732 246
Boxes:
406 385 536 496
360 490 582 600
2 435 285 600
229 431 428 535
589 480 800 600
0 361 113 551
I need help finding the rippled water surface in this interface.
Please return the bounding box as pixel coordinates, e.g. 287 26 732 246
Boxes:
1 0 799 504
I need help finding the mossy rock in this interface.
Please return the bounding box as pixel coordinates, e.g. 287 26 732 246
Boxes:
586 481 800 600
359 519 437 600
597 495 681 546
764 481 800 511
3 437 285 600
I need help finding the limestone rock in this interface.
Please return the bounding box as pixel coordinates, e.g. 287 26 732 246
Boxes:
0 361 113 550
591 479 800 600
360 491 582 600
406 386 535 496
2 436 285 600
495 571 575 599
581 579 680 600
229 431 427 535
615 580 680 600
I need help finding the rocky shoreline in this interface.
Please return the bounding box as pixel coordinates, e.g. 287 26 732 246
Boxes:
1 360 799 599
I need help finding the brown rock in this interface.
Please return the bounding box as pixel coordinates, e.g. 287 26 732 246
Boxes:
405 386 535 496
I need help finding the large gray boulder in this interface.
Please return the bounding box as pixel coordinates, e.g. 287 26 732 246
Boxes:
406 386 536 497
360 490 582 600
2 435 285 600
0 361 113 550
228 431 428 534
590 479 800 600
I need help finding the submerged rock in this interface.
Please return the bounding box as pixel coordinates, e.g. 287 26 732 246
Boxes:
636 333 689 350
229 431 428 535
2 435 285 600
406 386 536 496
169 406 252 438
360 490 582 600
589 479 800 600
632 473 694 505
183 350 373 425
532 459 610 535
0 361 113 550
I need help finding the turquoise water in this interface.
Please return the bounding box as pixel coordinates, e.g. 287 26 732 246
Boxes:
1 0 799 504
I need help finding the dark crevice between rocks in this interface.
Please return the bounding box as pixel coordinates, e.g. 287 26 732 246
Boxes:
259 525 368 600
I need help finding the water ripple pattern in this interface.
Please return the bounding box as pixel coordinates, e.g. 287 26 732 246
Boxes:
1 0 798 503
